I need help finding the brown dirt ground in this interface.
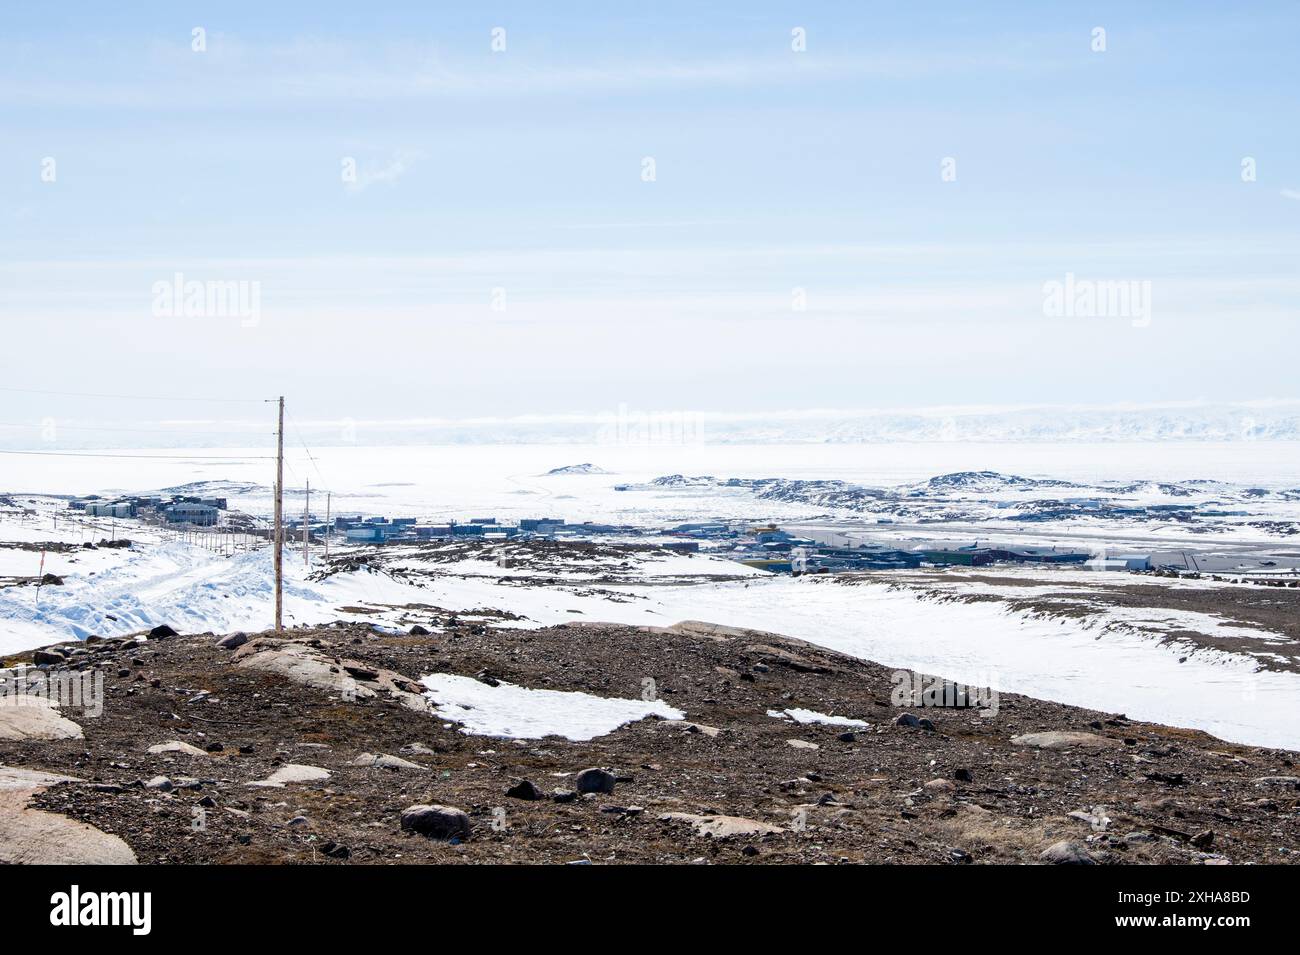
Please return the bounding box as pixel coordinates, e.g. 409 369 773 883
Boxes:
3 619 1299 865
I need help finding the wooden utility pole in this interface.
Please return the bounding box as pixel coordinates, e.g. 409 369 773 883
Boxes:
324 492 332 561
274 395 285 631
304 480 311 569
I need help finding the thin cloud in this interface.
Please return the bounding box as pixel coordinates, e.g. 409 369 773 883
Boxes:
346 151 422 193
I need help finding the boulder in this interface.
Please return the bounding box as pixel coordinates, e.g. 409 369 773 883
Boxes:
896 713 936 731
506 779 544 801
400 804 471 841
214 632 249 650
409 625 431 636
247 764 331 788
0 697 83 742
0 766 136 865
1039 840 1096 865
574 768 616 795
231 639 428 712
147 625 178 639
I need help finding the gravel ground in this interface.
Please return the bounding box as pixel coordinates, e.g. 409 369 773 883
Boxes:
3 618 1299 865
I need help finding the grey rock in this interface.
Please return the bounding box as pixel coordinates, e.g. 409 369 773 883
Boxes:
1012 731 1118 750
214 632 249 650
895 713 936 731
575 768 616 795
400 804 471 841
506 779 544 801
350 753 428 771
1040 840 1095 865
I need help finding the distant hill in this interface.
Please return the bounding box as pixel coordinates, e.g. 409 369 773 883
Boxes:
545 463 609 476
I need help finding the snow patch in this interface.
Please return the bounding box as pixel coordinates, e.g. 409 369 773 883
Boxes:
420 673 684 741
767 707 870 728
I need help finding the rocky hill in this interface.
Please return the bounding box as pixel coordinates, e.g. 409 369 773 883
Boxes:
2 619 1297 865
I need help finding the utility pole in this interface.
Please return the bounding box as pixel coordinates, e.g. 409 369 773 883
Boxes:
274 396 284 631
304 479 311 570
324 492 332 561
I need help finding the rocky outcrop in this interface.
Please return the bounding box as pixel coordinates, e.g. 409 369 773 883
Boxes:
0 697 84 742
0 766 136 865
231 638 428 711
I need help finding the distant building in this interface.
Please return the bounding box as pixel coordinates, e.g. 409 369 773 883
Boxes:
164 504 218 526
85 502 135 519
520 518 563 531
1113 554 1152 571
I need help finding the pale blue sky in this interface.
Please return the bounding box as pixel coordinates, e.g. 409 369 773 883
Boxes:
1 1 1297 444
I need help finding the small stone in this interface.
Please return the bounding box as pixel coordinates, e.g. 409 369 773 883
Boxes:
1012 731 1118 750
787 739 819 750
575 768 616 795
895 713 935 731
837 731 857 743
1040 840 1095 865
552 789 578 804
215 632 249 650
247 764 331 788
409 625 431 636
350 753 427 771
32 649 66 666
954 768 973 782
147 741 208 758
924 778 955 793
288 815 310 827
144 776 174 791
321 841 351 859
400 804 472 841
1191 830 1215 849
506 779 544 801
147 625 178 639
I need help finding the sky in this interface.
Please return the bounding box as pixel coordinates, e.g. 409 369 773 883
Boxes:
1 1 1298 447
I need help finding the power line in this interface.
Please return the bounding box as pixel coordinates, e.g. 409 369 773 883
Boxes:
0 422 274 437
0 386 272 404
0 448 276 460
287 414 330 492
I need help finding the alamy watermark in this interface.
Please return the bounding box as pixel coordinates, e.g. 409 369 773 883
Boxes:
595 403 705 446
1042 272 1151 328
152 272 261 328
1 665 105 718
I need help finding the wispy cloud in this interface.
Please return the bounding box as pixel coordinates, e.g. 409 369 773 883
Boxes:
345 150 422 193
1282 189 1300 201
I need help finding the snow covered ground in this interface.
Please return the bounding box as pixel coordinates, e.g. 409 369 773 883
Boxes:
4 441 1299 525
5 441 1300 751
